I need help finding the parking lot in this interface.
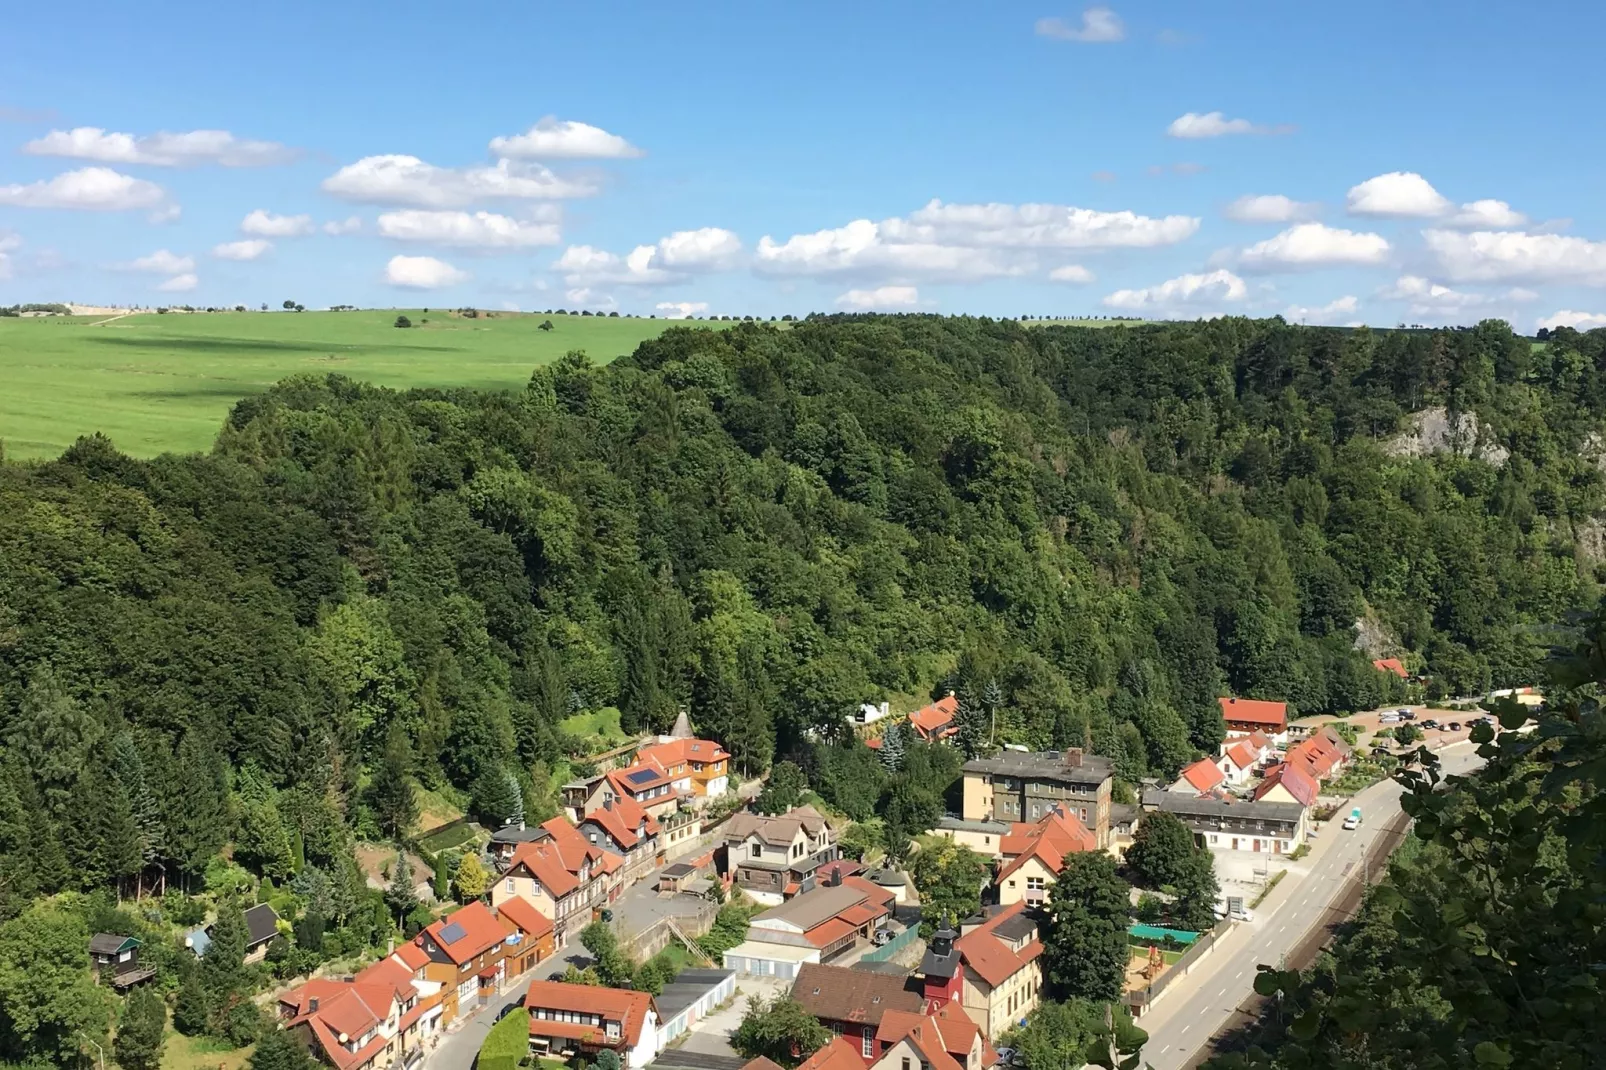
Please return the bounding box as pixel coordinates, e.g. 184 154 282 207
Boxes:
1291 702 1496 752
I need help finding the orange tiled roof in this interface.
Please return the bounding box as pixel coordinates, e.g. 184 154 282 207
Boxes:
584 793 659 849
875 1011 964 1070
418 900 513 966
955 902 1040 988
539 816 606 875
997 807 1096 882
796 1039 868 1070
638 736 730 770
1179 758 1226 793
507 842 581 899
1219 697 1289 729
1254 762 1319 808
910 695 959 738
497 895 555 940
1372 657 1408 679
1225 740 1257 770
525 980 657 1047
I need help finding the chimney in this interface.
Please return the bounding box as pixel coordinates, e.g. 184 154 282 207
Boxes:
829 868 843 887
604 797 613 811
308 997 319 1013
1063 748 1083 768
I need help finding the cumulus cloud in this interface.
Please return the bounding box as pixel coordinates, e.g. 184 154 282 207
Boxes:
1422 228 1606 285
1448 199 1527 229
376 209 562 249
323 155 596 208
1035 8 1124 42
1049 264 1095 283
241 209 314 237
1167 112 1293 138
489 116 643 159
836 285 921 310
756 200 1196 282
1379 275 1537 317
213 239 272 261
1224 194 1320 224
22 127 296 167
556 227 743 286
656 301 709 319
1103 269 1247 312
385 254 469 289
1538 310 1606 331
563 287 616 311
323 216 362 235
123 249 195 275
1237 222 1390 270
0 167 167 211
1346 171 1452 218
1282 295 1359 324
156 272 198 292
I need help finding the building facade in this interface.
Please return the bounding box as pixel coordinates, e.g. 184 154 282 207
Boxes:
959 749 1115 848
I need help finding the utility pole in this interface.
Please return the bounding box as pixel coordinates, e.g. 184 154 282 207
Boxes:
79 1033 106 1070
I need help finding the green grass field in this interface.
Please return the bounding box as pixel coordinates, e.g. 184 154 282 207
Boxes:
0 309 694 459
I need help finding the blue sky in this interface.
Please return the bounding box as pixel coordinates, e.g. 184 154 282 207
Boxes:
3 0 1605 329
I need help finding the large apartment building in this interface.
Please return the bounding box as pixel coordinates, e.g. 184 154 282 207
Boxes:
958 748 1115 847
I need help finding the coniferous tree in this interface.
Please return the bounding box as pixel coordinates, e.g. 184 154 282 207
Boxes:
385 849 418 922
248 1026 317 1070
238 801 295 880
877 720 906 771
168 730 230 880
68 769 142 892
368 724 418 840
115 985 168 1070
107 730 161 873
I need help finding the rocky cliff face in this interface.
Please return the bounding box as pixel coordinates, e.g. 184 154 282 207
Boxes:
1385 407 1510 467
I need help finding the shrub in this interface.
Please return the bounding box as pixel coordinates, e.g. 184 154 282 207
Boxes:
477 1006 529 1070
394 315 412 328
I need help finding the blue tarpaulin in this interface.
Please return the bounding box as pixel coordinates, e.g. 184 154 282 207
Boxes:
1128 923 1201 945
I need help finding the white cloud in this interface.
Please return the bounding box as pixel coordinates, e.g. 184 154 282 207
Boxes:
1538 310 1606 331
756 200 1196 282
557 228 743 285
1035 8 1124 42
1167 112 1292 138
376 209 562 249
563 287 617 311
148 203 182 224
213 239 272 261
124 249 195 275
1224 194 1320 224
156 272 198 293
1238 222 1390 269
1423 228 1606 285
836 285 921 310
1103 269 1247 312
1282 295 1359 324
0 167 167 211
22 127 295 167
489 116 643 159
323 216 363 235
1447 199 1527 229
0 231 18 280
656 301 708 319
241 209 314 237
1049 264 1095 283
1378 275 1537 318
384 254 469 289
1346 171 1452 218
323 155 595 208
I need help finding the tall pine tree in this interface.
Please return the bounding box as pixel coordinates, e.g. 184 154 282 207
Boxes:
368 723 418 840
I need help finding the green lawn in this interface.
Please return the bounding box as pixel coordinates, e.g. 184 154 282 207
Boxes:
0 309 701 459
560 706 629 745
162 1028 251 1070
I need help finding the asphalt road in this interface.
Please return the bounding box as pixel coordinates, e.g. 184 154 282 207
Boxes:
1136 741 1483 1070
428 947 594 1070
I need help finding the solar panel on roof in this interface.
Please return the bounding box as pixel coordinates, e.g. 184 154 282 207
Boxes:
627 769 659 784
439 921 467 944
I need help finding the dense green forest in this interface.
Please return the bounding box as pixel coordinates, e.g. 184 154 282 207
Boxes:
3 314 1606 923
1206 606 1606 1069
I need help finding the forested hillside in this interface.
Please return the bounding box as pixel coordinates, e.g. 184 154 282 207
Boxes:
3 315 1605 918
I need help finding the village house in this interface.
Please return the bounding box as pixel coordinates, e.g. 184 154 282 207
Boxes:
577 794 663 888
909 694 961 743
1219 697 1290 745
634 734 732 804
724 876 896 978
182 903 281 965
1283 726 1352 781
1252 762 1320 809
994 806 1097 907
872 1002 993 1070
957 748 1115 847
1169 757 1227 796
494 895 557 975
744 1037 868 1070
89 934 155 989
525 980 662 1069
491 818 616 948
410 900 516 1025
722 804 838 905
1372 657 1408 679
1142 790 1308 855
278 952 445 1070
919 904 1043 1041
789 963 924 1063
1216 731 1272 787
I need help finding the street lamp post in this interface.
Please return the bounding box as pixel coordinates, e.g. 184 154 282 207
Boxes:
79 1032 106 1070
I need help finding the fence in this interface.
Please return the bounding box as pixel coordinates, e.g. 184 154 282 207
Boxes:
1124 919 1232 1016
857 924 921 964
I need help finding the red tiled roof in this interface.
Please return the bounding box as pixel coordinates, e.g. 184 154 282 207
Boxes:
393 940 430 971
803 917 857 949
796 1038 869 1070
910 695 960 739
539 816 607 875
1219 697 1288 729
638 736 730 771
584 794 659 850
814 859 863 883
1179 758 1226 793
1372 657 1408 679
1254 763 1319 808
508 841 582 899
1247 731 1271 750
497 895 555 941
997 807 1096 883
1225 740 1257 770
866 736 883 750
954 902 1039 988
525 981 657 1047
841 874 898 908
875 1012 964 1070
418 900 513 966
302 1015 390 1070
741 1060 786 1070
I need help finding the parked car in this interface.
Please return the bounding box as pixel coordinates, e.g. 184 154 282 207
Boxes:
1448 721 1463 732
1421 719 1440 729
1380 713 1400 724
1396 707 1412 716
1400 710 1416 720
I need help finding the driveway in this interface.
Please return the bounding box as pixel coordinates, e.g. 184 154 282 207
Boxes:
670 977 792 1058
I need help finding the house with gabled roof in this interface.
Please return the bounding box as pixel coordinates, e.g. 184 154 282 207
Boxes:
635 735 732 804
722 804 838 905
909 695 960 743
1372 657 1408 679
577 794 662 888
1219 697 1289 744
1253 762 1320 809
410 900 515 1024
919 904 1043 1041
1143 789 1308 855
872 1002 993 1070
525 979 661 1069
1169 757 1226 796
491 816 613 948
789 963 924 1064
278 944 444 1070
994 807 1096 907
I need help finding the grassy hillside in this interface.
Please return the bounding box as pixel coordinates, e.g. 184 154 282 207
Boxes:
0 309 696 458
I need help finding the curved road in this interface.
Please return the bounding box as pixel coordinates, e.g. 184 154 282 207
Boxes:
1137 741 1483 1070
